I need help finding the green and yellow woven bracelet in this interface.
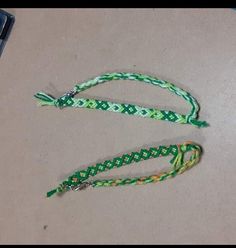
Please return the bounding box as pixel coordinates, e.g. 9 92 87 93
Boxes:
46 141 202 198
34 72 208 197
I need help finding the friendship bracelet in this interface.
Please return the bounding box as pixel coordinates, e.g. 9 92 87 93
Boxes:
34 72 208 128
46 141 202 197
34 72 208 197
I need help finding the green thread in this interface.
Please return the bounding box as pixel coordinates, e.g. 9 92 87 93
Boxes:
46 188 58 198
34 92 56 106
46 142 202 197
34 72 209 127
34 72 207 197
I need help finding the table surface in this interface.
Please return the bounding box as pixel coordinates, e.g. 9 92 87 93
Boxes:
0 8 236 244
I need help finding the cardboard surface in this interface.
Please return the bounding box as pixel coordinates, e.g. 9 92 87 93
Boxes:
0 8 236 244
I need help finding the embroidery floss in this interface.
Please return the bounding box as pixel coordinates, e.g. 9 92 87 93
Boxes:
34 72 208 128
34 72 208 197
46 141 202 198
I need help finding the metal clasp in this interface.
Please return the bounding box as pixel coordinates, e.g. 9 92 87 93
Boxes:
57 89 77 109
71 182 91 191
62 89 77 98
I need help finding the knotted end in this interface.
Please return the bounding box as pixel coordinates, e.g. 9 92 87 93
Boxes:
34 91 75 109
34 92 57 106
189 119 209 128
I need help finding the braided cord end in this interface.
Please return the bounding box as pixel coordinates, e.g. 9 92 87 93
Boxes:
34 92 56 107
46 183 68 198
46 188 58 198
189 119 209 128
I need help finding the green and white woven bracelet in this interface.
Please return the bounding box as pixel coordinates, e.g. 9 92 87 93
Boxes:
34 72 208 197
34 72 208 128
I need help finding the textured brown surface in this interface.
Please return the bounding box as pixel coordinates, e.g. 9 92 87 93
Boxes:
0 8 236 244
